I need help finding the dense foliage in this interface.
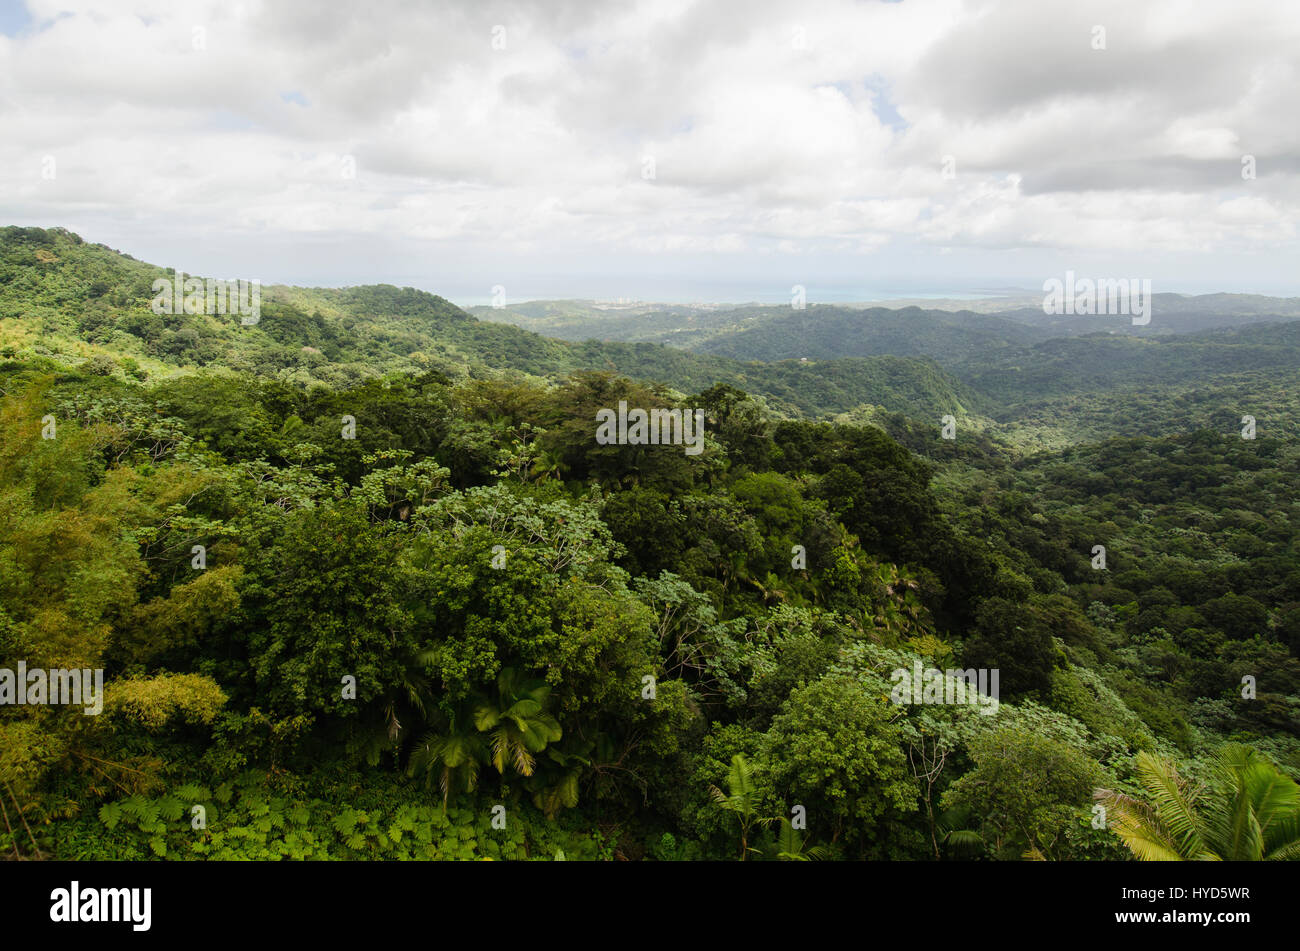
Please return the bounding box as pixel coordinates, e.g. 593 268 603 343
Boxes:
2 227 1298 861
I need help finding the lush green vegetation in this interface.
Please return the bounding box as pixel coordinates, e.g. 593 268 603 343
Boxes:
2 226 1298 861
0 227 980 420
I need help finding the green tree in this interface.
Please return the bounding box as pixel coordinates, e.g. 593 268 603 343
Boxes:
942 726 1103 860
474 668 563 777
708 754 775 861
1096 744 1300 861
763 675 917 854
409 710 486 810
960 597 1058 700
771 816 829 861
243 502 415 719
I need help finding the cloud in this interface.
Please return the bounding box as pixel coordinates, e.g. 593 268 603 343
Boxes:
0 0 1297 297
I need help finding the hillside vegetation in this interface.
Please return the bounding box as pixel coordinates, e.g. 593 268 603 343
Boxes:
2 226 1298 862
0 227 983 421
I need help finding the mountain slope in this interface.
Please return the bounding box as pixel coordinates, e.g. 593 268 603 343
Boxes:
690 305 1055 362
959 323 1300 407
0 226 984 420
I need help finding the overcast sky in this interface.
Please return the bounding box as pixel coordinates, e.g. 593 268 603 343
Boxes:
2 0 1298 304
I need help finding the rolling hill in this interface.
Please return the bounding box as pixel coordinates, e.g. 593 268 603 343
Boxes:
0 226 985 420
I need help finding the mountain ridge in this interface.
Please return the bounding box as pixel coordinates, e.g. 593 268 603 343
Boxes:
0 226 986 420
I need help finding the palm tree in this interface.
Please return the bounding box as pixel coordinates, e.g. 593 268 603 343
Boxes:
408 670 564 811
1095 744 1300 860
525 737 594 818
473 668 562 778
772 817 828 861
409 713 486 811
936 804 987 859
709 754 775 861
349 647 438 767
531 448 566 483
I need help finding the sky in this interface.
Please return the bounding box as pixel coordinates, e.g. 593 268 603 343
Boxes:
1 0 1298 305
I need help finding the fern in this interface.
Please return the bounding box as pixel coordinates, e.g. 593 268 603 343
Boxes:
157 796 184 822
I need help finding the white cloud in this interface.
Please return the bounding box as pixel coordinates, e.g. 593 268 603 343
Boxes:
1 0 1297 298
